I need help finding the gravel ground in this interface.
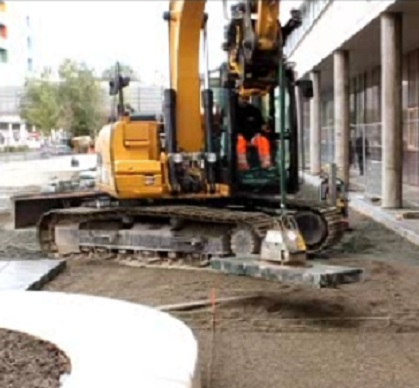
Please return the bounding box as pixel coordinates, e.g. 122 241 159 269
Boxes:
3 186 419 387
41 248 419 387
0 329 70 388
40 209 419 388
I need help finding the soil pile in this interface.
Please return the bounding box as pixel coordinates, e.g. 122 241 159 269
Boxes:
0 329 70 388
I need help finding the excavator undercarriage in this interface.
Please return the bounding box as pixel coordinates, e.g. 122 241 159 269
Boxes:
38 197 345 267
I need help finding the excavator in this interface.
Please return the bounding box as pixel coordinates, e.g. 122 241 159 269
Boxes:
32 0 348 272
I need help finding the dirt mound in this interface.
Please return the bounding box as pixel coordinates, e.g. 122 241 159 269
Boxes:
0 328 70 388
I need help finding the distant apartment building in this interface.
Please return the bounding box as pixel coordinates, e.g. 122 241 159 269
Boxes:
0 0 34 86
0 0 35 147
285 0 419 207
0 85 36 148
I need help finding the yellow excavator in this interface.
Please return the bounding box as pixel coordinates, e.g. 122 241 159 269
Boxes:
33 0 347 270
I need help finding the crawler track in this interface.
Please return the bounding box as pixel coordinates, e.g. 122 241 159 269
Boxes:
38 202 345 266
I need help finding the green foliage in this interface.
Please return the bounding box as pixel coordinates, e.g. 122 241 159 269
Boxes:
0 145 30 153
57 59 105 137
101 62 139 82
20 59 107 137
20 69 60 135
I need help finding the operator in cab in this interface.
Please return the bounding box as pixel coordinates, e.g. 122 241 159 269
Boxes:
236 96 272 171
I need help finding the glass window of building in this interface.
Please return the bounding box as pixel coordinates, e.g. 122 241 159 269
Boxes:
0 48 7 63
0 24 7 39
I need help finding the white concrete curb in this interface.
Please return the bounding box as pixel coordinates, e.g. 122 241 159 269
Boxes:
302 172 419 247
0 291 201 388
349 197 419 247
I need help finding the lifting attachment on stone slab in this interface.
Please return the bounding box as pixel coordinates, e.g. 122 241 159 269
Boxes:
211 214 364 289
260 213 307 265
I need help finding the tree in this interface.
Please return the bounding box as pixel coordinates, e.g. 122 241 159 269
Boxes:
57 59 106 137
20 69 60 134
20 59 108 138
101 63 140 82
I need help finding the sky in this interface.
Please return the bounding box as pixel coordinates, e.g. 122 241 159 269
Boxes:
13 0 302 85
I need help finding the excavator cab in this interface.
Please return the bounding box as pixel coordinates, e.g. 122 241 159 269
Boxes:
210 63 313 198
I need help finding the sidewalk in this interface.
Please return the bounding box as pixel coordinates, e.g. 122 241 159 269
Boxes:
302 170 419 247
349 169 419 208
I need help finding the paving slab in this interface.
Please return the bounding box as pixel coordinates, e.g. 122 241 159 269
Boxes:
210 257 364 288
0 259 66 291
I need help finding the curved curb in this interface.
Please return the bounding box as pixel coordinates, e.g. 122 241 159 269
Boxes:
0 291 201 388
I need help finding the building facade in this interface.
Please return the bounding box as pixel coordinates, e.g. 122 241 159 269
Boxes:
0 0 34 86
285 0 419 207
100 81 164 116
0 0 35 147
0 85 36 148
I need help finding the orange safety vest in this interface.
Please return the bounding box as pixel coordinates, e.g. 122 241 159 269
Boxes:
236 134 271 170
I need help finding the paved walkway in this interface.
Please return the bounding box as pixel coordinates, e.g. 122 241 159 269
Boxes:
0 260 65 290
349 169 419 208
0 154 97 213
303 170 419 247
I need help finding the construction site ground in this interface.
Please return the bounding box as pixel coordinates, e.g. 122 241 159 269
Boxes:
2 194 419 387
0 155 418 387
0 328 70 388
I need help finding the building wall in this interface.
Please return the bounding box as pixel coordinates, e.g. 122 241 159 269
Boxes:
0 85 33 148
0 1 9 65
312 47 419 187
0 0 34 87
286 0 419 187
0 1 35 148
100 81 163 115
285 0 396 77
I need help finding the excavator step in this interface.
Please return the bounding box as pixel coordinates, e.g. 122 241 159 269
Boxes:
210 256 364 288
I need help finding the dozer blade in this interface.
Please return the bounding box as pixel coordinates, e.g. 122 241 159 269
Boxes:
12 190 103 229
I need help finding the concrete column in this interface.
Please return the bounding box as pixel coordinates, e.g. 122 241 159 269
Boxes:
19 123 27 145
309 71 321 175
295 80 305 171
7 123 13 146
333 50 350 187
381 12 403 208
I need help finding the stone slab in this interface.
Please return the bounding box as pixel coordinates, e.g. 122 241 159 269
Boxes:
0 259 66 291
0 291 201 388
210 257 364 288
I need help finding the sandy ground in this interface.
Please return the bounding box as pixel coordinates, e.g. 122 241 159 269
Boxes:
1 208 419 386
0 328 70 388
41 237 419 387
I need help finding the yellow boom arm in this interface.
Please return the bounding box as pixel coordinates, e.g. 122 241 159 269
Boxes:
164 0 283 153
